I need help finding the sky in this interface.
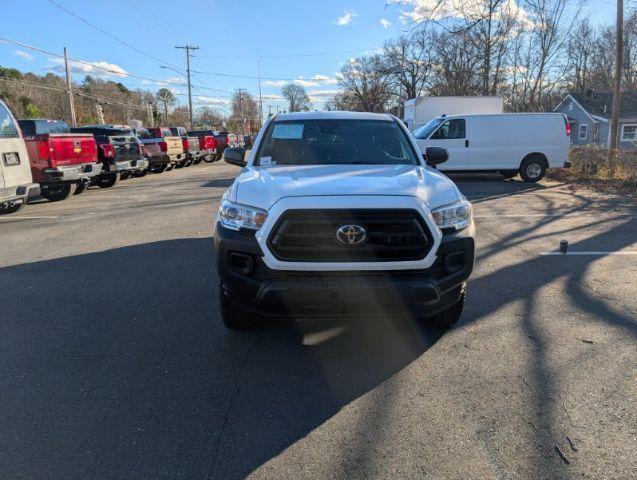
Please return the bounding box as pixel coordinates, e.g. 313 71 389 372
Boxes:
0 0 619 120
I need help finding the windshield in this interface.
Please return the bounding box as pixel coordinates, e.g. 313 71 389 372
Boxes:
412 118 444 140
255 119 419 166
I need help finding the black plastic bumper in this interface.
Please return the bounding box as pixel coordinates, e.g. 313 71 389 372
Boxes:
215 222 475 318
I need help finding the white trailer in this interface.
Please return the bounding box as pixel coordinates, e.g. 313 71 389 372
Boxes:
403 96 504 130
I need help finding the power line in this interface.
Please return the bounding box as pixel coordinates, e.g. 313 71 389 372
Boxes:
0 37 243 96
195 47 380 60
46 0 181 70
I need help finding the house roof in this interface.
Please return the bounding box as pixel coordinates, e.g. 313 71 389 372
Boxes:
570 91 637 119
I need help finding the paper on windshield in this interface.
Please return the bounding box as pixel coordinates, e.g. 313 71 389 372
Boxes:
272 124 304 139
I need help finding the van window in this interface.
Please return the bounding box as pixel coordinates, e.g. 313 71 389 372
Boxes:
431 119 465 140
0 103 20 138
413 118 444 140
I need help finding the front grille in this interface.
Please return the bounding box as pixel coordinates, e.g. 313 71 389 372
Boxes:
267 209 433 262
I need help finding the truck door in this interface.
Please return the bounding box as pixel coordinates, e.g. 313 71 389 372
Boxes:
425 118 469 171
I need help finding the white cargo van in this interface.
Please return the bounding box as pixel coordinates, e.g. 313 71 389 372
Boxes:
0 99 40 214
412 113 571 182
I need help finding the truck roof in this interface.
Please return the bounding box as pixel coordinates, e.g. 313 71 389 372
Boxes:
273 111 395 122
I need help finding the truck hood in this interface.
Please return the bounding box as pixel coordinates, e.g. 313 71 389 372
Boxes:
231 164 461 210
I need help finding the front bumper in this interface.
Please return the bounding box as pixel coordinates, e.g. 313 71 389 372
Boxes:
0 183 40 205
215 222 475 318
42 163 102 183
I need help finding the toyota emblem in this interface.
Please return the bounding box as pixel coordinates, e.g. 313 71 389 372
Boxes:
336 224 367 246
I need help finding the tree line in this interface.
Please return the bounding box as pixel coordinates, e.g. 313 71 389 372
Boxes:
326 1 637 114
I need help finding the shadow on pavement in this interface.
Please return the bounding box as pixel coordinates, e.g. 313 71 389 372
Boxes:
0 238 442 479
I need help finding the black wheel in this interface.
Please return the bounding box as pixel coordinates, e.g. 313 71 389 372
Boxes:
423 285 465 328
499 170 518 179
95 173 119 188
175 160 185 169
0 202 22 214
120 171 131 180
219 285 257 330
73 182 87 195
203 154 215 164
132 168 149 177
193 156 203 165
150 164 167 174
41 183 72 202
165 164 175 171
184 158 194 167
519 155 547 183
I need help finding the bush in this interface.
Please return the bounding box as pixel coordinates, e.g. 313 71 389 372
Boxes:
549 146 637 192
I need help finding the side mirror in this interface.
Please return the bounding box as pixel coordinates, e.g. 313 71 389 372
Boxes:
424 147 448 167
223 147 247 167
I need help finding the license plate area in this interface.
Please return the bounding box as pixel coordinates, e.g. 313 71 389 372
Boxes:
3 152 20 166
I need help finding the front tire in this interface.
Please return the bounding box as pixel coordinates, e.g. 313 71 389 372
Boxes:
132 168 149 178
203 154 215 164
150 164 167 174
423 285 465 328
219 285 257 330
41 183 72 202
0 203 22 214
519 156 547 183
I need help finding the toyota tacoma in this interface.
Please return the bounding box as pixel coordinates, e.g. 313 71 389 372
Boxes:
215 112 475 329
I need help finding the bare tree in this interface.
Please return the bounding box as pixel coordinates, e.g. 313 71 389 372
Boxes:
281 83 312 112
429 30 482 95
338 54 394 112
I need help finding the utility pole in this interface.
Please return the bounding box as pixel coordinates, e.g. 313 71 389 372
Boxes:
237 88 246 135
63 47 77 127
175 45 199 129
267 105 273 117
609 0 624 153
257 59 263 128
95 103 105 124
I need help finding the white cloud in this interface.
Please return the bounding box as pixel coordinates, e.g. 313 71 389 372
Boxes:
193 96 229 106
334 10 357 26
156 76 186 86
389 0 533 28
46 58 128 78
15 50 34 61
379 18 391 29
261 94 284 101
265 75 339 88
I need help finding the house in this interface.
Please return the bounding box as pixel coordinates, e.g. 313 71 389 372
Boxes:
553 90 637 149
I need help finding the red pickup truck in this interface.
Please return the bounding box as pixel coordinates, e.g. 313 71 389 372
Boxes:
187 129 218 163
18 119 102 201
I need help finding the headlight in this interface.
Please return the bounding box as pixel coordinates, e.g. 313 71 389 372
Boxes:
431 199 472 232
218 199 268 231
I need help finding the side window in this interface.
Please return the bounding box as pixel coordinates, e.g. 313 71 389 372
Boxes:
0 103 20 138
432 119 465 140
578 124 588 140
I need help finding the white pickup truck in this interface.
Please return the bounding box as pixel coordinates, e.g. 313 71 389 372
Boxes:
214 111 475 330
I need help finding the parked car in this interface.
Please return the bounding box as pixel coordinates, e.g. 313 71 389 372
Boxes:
170 127 200 167
0 100 40 214
70 125 148 187
215 111 474 329
412 113 571 182
187 129 218 163
144 127 184 172
18 119 102 201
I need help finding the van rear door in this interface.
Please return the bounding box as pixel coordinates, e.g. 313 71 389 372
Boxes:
0 101 32 190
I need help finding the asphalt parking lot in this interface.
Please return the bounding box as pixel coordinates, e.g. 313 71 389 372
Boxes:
1 163 635 479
